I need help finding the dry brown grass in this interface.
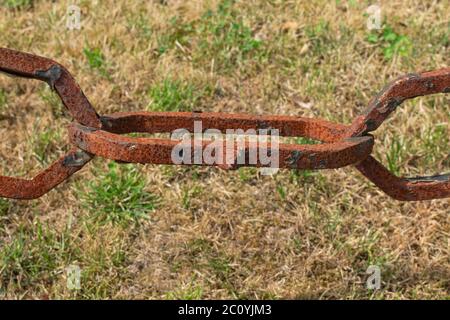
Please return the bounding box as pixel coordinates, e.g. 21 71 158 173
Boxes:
0 0 449 299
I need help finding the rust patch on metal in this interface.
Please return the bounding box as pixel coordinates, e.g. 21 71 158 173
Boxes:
0 148 93 200
0 47 101 128
0 47 449 201
67 117 374 170
345 67 450 200
35 65 62 89
286 150 302 168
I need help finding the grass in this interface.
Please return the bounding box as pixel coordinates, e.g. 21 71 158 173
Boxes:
79 162 157 226
126 12 152 41
385 137 405 176
29 123 63 165
181 185 202 210
156 16 193 56
305 20 336 57
421 125 449 165
366 24 413 60
165 283 203 300
83 46 110 79
0 0 448 299
194 0 263 73
148 78 200 112
0 199 9 216
39 85 67 119
1 222 69 289
0 88 7 113
0 218 133 299
1 0 32 9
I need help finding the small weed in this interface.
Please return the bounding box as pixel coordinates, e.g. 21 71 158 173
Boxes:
292 237 303 254
421 124 448 164
189 238 213 254
351 231 392 280
289 169 316 184
0 198 10 216
385 137 404 176
30 124 62 165
194 0 262 73
2 0 32 9
186 238 234 287
80 162 157 226
366 24 412 60
276 184 286 200
83 46 109 78
84 46 105 70
325 212 343 234
208 256 232 280
148 79 201 112
182 185 202 210
238 167 257 182
190 168 201 181
165 283 203 300
156 17 193 55
38 86 66 118
438 25 450 48
0 222 74 290
305 20 335 57
127 13 152 40
0 88 7 113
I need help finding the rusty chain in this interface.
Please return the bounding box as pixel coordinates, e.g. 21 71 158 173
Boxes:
0 48 449 201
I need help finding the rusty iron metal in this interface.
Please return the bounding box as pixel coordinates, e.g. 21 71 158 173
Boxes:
0 148 93 200
355 157 450 201
0 48 100 199
342 68 450 201
0 48 101 128
68 113 374 170
0 47 449 201
346 69 450 138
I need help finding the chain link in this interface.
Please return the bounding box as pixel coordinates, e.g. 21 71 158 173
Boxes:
0 48 449 200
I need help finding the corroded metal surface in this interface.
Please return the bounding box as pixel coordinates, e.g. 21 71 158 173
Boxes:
99 111 348 142
0 47 449 201
0 48 100 199
0 48 101 128
68 116 374 170
343 68 450 201
0 148 93 200
346 68 450 137
355 156 450 201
